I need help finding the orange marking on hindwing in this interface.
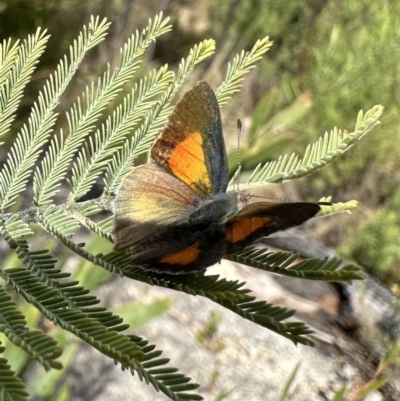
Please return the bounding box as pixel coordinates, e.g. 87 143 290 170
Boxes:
227 216 273 244
160 242 201 265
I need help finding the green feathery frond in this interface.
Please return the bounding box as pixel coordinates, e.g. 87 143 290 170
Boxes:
69 14 172 201
317 197 358 217
123 268 314 345
0 38 20 88
216 36 272 105
1 258 203 400
33 16 111 206
0 23 86 210
68 194 115 240
105 137 137 194
1 217 67 290
128 335 203 401
239 105 383 189
71 196 114 239
1 234 129 331
75 212 113 241
0 18 110 211
96 216 113 234
75 198 104 216
226 247 365 281
0 267 144 369
0 212 209 401
1 244 128 332
52 197 114 241
0 344 29 401
3 199 111 290
0 215 33 245
70 65 173 200
40 206 80 237
0 287 62 371
105 39 216 192
35 208 125 275
0 30 49 142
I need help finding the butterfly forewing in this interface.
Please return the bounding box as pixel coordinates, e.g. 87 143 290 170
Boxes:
151 82 229 198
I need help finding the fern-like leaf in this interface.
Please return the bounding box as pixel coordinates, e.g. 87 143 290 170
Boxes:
0 30 51 211
69 13 172 201
0 30 49 142
1 217 69 291
36 208 125 275
317 197 358 217
101 67 174 192
0 344 29 401
1 267 144 367
1 231 129 332
0 287 62 371
0 17 109 210
129 335 202 401
0 38 20 88
227 247 365 281
216 36 272 105
240 105 383 189
123 268 314 345
69 66 173 201
1 253 204 400
33 16 111 206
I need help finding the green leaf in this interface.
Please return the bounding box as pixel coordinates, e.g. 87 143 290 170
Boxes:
238 105 383 189
123 268 315 345
0 28 50 210
217 36 272 105
69 13 172 201
0 343 29 401
330 386 347 401
279 361 301 401
227 247 365 281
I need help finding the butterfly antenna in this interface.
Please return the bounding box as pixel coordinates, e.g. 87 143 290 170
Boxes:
236 118 242 191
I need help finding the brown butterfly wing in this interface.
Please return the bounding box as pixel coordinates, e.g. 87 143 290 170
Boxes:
151 82 229 198
113 163 201 250
129 221 227 274
114 163 228 273
225 202 320 255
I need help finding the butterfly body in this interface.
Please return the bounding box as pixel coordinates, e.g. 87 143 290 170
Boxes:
114 82 320 274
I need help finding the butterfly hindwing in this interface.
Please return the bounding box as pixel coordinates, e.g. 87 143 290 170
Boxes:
225 202 321 254
129 221 227 274
113 163 201 250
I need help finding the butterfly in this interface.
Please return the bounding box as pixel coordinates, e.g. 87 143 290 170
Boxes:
113 81 320 274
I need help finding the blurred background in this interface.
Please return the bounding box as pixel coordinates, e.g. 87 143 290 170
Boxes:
1 0 400 399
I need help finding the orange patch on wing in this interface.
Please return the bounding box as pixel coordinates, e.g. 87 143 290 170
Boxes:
167 132 211 192
227 216 273 244
161 242 201 265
